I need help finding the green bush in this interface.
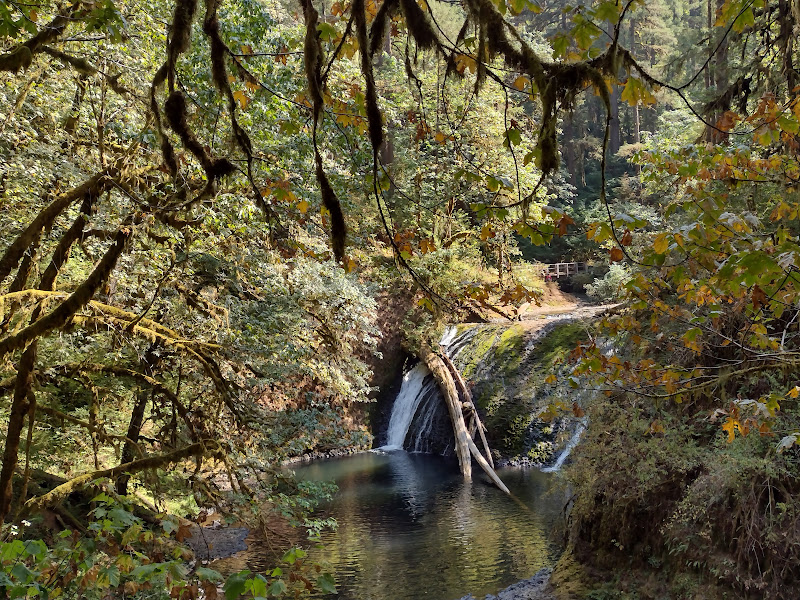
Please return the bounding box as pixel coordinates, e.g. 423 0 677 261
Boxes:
585 264 631 302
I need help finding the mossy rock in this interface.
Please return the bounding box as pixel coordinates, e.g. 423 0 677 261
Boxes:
549 551 590 599
451 320 589 459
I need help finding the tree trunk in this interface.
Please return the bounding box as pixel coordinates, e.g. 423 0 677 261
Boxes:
117 343 161 495
116 390 149 496
563 115 578 187
420 344 471 479
0 342 36 523
609 86 621 155
420 344 510 494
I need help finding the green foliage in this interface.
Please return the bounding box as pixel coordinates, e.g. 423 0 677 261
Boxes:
585 264 630 302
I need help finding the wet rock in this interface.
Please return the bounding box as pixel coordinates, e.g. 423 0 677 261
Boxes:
456 569 554 600
184 525 249 561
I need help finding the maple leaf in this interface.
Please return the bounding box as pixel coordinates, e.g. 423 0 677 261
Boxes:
722 417 739 443
620 77 657 107
232 90 249 110
557 214 574 236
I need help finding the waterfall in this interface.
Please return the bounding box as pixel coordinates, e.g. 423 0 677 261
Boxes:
541 419 587 472
380 327 477 453
381 323 588 466
381 363 432 450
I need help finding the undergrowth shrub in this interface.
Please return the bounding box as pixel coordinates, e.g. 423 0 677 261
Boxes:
566 396 800 599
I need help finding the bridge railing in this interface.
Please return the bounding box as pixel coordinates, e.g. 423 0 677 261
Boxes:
541 262 589 279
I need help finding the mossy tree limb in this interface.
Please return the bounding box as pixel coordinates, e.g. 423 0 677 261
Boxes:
21 440 223 517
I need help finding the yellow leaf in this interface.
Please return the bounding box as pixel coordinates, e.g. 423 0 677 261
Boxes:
620 77 657 107
434 131 447 144
233 90 249 110
653 233 669 254
297 200 309 214
722 417 739 443
480 225 496 241
544 373 557 384
787 386 800 399
512 75 530 91
455 54 477 75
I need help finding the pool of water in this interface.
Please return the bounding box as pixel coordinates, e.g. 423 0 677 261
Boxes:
284 450 565 600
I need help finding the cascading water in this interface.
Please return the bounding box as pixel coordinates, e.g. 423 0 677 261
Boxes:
380 327 477 453
541 418 587 472
381 363 433 451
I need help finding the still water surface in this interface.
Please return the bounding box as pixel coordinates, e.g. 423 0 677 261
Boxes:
288 451 565 600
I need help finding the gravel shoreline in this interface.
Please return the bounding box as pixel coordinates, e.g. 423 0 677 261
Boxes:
457 569 555 600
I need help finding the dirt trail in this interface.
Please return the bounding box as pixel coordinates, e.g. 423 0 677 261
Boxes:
496 283 617 332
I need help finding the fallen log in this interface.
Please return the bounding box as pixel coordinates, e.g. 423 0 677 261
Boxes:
473 413 495 469
420 344 509 494
420 344 471 479
441 353 472 407
466 436 509 495
440 351 494 468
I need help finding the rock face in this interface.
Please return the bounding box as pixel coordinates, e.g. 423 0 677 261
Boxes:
446 319 589 465
457 569 554 600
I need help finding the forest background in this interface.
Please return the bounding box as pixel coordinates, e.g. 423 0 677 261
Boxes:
1 0 800 597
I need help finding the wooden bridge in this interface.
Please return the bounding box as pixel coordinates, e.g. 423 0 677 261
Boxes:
542 262 589 279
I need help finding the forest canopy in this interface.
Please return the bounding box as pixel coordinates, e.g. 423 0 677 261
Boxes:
2 0 800 596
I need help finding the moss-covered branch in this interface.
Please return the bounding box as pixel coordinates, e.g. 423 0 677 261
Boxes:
0 227 131 360
21 440 223 516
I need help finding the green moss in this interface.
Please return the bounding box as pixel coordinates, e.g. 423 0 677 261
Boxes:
494 323 525 376
449 321 591 459
531 322 585 367
550 551 590 599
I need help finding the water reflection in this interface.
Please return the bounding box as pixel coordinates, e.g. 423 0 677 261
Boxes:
285 451 563 600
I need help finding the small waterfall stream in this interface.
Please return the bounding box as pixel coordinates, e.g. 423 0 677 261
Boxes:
541 418 586 472
381 363 435 450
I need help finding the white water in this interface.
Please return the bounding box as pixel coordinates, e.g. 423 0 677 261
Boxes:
380 363 432 450
380 327 474 452
541 418 587 472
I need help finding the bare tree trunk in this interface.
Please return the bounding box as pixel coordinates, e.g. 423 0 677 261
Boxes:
609 86 621 155
706 0 712 89
117 343 162 496
421 345 510 494
420 344 471 479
